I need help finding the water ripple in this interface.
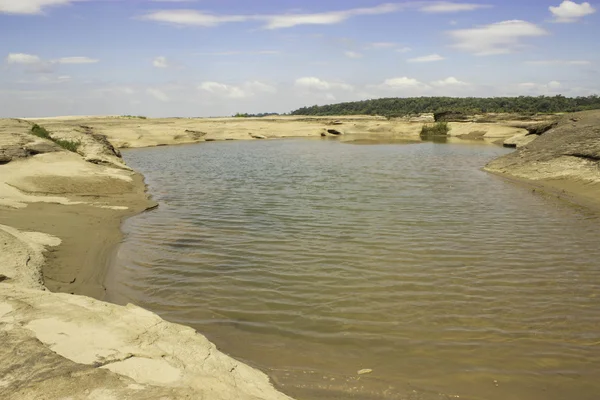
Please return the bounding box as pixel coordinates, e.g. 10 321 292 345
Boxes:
108 139 600 400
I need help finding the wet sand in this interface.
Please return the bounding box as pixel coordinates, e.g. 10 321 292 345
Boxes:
0 174 154 298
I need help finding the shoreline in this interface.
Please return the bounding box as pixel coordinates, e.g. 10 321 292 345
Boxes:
485 170 600 213
1 112 598 399
0 119 294 399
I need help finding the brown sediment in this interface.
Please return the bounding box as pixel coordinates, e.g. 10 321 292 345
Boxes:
0 173 155 299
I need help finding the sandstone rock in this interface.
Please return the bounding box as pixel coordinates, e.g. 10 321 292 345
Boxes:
502 133 538 148
249 133 267 139
24 141 61 155
486 110 600 182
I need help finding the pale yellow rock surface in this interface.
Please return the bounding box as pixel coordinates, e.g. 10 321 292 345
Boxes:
24 115 529 149
447 122 527 138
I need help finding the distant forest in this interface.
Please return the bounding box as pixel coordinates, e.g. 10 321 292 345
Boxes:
289 95 600 117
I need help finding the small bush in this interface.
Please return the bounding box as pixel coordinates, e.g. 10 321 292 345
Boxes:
421 122 450 137
30 124 80 153
31 124 52 139
121 115 147 119
54 138 81 152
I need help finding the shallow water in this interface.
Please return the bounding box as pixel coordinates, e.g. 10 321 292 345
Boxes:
108 139 600 400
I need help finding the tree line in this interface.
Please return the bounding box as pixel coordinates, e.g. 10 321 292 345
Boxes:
289 95 600 117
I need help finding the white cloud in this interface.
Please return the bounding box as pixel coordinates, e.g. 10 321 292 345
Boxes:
7 53 99 66
141 9 248 27
379 77 429 89
419 2 493 13
146 88 170 102
395 46 412 53
295 77 354 91
0 0 83 14
525 59 591 65
408 54 445 62
153 56 169 68
6 53 41 64
199 80 276 99
431 77 468 86
549 1 596 23
263 4 403 29
142 3 405 29
448 20 548 56
345 51 363 59
55 56 98 64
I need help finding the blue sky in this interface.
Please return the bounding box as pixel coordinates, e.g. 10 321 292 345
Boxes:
0 0 598 117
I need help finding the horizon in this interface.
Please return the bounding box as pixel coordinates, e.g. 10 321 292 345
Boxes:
1 0 598 117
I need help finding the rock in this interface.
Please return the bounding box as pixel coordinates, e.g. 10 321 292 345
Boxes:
503 133 538 148
357 369 373 375
249 133 267 139
486 110 600 182
0 154 11 164
434 111 469 122
326 129 343 135
24 141 60 155
525 122 557 136
0 146 29 163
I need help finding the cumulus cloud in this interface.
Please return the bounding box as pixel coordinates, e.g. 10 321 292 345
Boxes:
55 56 98 64
6 53 41 64
199 81 276 99
295 77 354 91
419 2 493 13
378 77 429 89
146 88 170 102
448 20 548 56
407 54 445 62
549 1 596 23
431 77 468 86
153 56 169 68
0 0 83 14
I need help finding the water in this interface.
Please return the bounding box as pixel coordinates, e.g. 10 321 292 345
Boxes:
108 139 600 400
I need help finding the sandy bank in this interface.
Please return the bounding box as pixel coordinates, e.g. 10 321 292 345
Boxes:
0 119 293 400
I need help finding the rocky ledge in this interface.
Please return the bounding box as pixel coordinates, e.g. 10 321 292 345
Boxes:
486 110 600 182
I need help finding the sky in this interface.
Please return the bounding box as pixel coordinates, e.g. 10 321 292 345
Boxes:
0 0 598 117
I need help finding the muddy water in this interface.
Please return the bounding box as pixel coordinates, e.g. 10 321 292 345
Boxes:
108 139 600 400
